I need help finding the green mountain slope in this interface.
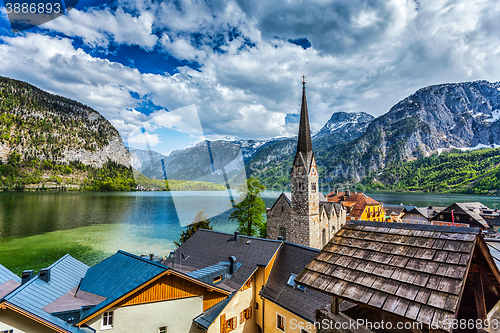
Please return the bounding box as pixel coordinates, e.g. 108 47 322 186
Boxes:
363 147 500 194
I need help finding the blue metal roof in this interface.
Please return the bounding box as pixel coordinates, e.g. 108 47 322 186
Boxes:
3 254 90 333
0 263 20 284
79 250 168 321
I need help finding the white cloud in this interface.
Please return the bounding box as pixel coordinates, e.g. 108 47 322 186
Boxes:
44 7 158 49
2 0 500 144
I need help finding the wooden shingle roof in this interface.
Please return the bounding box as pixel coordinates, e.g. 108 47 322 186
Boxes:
295 221 499 331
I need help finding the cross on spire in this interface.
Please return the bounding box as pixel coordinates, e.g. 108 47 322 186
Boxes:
302 74 306 87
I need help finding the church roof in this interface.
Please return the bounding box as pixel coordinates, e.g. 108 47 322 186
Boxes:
296 82 313 158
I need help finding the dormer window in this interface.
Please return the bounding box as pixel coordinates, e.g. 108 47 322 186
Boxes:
213 275 222 284
287 273 297 286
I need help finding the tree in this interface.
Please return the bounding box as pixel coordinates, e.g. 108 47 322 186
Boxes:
174 210 213 247
229 177 266 237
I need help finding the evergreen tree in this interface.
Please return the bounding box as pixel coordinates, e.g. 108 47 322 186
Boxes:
174 210 213 247
229 177 266 237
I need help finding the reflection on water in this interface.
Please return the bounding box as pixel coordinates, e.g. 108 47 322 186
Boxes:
1 190 500 255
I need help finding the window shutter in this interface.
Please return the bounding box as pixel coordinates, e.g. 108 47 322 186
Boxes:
249 306 252 318
240 312 244 323
232 317 237 329
221 314 226 333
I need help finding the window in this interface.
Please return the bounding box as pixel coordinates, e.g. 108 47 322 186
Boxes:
321 229 327 247
225 317 237 332
159 327 167 333
279 227 286 241
311 182 317 192
281 205 284 212
102 311 113 330
213 275 222 283
296 284 306 292
1 330 14 333
240 306 253 323
241 277 252 291
255 302 259 310
287 273 297 287
277 313 285 332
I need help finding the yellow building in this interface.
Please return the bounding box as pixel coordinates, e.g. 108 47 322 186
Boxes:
326 190 384 222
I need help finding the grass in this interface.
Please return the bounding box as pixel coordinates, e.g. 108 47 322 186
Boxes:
0 224 118 275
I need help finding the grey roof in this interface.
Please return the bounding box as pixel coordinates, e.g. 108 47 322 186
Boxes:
163 229 282 292
260 242 330 322
296 221 488 332
296 84 313 161
0 264 20 299
0 264 20 285
193 292 235 329
2 255 90 333
320 201 334 216
333 202 343 216
383 205 406 216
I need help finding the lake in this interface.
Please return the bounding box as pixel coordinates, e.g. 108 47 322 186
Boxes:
1 190 500 274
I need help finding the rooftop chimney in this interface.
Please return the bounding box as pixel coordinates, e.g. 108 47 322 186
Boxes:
234 231 240 242
228 256 237 275
345 189 351 197
334 189 338 195
149 253 155 261
39 268 50 283
21 270 33 285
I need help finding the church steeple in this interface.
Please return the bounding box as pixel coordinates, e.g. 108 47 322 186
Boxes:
296 75 313 156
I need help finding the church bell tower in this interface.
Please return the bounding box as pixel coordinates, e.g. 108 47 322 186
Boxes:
289 76 320 248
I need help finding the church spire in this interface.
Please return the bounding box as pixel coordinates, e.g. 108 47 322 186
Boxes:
296 75 313 156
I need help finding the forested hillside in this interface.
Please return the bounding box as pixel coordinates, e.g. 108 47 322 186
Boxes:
363 147 500 194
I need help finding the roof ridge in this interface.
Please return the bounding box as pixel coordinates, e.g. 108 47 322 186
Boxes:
346 220 481 234
196 229 283 242
116 250 169 270
4 254 80 300
282 241 320 253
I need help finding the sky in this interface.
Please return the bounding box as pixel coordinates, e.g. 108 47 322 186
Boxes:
1 0 500 155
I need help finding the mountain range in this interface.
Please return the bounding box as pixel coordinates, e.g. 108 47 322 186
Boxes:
3 75 500 192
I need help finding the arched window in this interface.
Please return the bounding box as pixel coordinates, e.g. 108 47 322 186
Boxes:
281 205 284 212
321 229 327 247
279 227 286 241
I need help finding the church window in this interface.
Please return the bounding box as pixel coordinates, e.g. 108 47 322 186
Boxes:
321 229 327 247
297 181 305 192
279 227 286 241
281 205 284 212
311 182 317 192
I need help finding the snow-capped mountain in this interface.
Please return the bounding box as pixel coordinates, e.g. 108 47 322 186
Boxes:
312 111 374 141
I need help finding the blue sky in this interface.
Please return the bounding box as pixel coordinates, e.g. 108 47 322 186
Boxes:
1 0 500 155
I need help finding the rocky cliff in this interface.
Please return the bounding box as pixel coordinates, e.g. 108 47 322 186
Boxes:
0 76 131 168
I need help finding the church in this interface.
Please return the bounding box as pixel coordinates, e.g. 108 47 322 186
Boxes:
266 78 346 249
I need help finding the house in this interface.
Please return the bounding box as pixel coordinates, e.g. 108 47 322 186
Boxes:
295 220 500 332
401 207 431 224
266 79 346 249
430 203 490 229
59 250 229 333
326 190 384 222
162 229 282 333
260 242 332 333
0 254 91 333
383 205 407 223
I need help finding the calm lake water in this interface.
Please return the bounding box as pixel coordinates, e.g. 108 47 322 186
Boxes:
1 190 500 262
